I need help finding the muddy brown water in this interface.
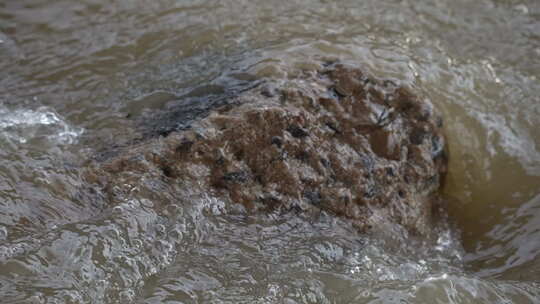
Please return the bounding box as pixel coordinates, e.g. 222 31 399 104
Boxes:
0 0 539 303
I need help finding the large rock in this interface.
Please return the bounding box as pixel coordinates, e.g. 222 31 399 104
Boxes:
85 63 447 236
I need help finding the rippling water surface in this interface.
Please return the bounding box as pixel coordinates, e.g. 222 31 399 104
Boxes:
1 0 539 303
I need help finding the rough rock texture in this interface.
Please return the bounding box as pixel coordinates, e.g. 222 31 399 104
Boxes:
85 63 447 235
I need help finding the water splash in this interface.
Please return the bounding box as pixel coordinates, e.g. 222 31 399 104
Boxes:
0 106 83 145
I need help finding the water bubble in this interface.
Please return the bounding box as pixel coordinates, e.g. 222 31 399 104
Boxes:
59 290 83 303
408 61 419 78
113 255 128 264
112 205 124 214
124 278 133 287
119 289 135 302
107 228 121 239
79 270 91 282
267 284 281 298
131 197 146 207
27 294 45 304
161 240 173 251
96 279 108 290
126 199 140 209
147 266 158 275
9 243 24 256
169 228 184 243
131 238 142 249
160 254 172 264
0 246 9 258
155 224 166 235
166 204 182 216
0 226 8 240
425 273 449 282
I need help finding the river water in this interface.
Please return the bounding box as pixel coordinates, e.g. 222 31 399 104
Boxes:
0 0 539 303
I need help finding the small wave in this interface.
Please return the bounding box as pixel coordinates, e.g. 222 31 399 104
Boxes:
0 106 83 145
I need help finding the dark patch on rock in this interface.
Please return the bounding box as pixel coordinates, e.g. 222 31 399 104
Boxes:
295 150 310 162
175 139 194 153
223 171 249 183
325 121 341 134
260 195 281 211
320 157 330 168
271 136 283 148
304 190 323 206
160 165 175 178
287 125 309 138
410 127 427 145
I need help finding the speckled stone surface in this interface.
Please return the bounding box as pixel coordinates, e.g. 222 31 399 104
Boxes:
86 63 447 236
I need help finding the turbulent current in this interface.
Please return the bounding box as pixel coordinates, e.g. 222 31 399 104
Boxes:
0 0 540 303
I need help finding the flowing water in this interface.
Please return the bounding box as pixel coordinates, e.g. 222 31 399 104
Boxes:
1 0 539 303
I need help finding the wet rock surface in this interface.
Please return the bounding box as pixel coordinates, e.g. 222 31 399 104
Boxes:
86 63 447 236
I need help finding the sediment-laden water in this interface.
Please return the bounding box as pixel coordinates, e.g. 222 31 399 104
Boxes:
0 0 539 303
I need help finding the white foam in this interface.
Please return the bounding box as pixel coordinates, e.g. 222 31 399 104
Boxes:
0 106 83 145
